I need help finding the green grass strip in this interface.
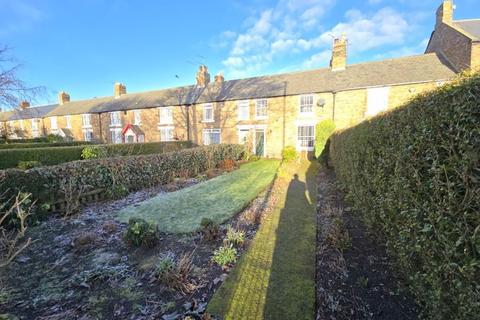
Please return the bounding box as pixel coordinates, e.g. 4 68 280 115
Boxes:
116 159 280 233
207 160 318 320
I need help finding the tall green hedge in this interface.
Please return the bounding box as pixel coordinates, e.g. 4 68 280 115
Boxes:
329 73 480 319
0 141 193 169
0 144 245 208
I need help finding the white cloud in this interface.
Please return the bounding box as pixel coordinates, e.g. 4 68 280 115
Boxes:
218 0 415 77
0 0 45 37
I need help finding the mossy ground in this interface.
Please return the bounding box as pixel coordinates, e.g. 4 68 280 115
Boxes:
116 159 280 233
207 160 318 319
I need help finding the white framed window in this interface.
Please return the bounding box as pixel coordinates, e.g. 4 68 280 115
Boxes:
366 87 390 117
203 103 214 122
109 111 121 126
50 116 58 130
83 129 94 142
300 95 314 114
255 99 268 119
238 128 250 144
19 120 24 130
133 110 142 125
65 115 71 129
110 128 122 144
82 114 92 128
203 129 221 145
159 127 174 141
237 100 250 120
297 125 315 151
159 107 173 125
31 119 39 131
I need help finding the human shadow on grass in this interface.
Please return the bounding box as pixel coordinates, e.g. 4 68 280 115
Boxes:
262 162 317 320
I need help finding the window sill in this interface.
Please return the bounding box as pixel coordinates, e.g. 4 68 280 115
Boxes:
109 124 122 128
299 112 314 116
254 116 268 120
202 120 215 123
82 126 93 129
297 147 314 151
158 122 174 126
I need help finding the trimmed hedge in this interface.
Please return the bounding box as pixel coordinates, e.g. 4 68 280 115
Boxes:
0 144 245 208
0 141 92 150
0 141 193 169
329 73 480 319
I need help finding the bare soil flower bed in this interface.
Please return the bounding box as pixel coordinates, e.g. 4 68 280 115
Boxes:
0 166 276 320
316 168 418 320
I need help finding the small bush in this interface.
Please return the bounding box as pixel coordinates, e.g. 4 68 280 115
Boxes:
17 161 42 170
200 217 220 241
281 146 297 162
224 226 245 247
81 145 104 160
314 119 335 159
124 218 159 248
45 134 64 143
218 159 235 171
155 252 196 295
212 245 237 267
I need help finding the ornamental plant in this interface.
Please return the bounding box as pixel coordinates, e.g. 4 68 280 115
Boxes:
124 218 159 248
212 245 237 267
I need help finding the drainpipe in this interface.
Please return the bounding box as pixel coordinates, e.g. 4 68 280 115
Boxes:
98 113 103 143
186 104 191 142
332 92 336 122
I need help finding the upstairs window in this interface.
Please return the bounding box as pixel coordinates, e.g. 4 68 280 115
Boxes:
159 107 173 124
237 100 250 120
366 87 390 117
300 95 314 114
203 104 214 122
133 110 142 125
82 114 92 127
255 99 267 119
50 116 58 130
110 111 121 126
65 115 71 128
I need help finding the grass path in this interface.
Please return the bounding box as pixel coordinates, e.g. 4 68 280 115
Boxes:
116 159 280 233
207 160 318 320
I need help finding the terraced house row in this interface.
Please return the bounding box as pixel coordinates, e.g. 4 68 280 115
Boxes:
1 1 478 158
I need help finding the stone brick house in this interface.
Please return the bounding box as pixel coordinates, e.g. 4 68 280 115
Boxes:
0 1 478 158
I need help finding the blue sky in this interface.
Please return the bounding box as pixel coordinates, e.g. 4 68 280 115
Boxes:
0 0 477 105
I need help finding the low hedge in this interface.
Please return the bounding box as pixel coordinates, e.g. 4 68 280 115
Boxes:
0 144 245 208
329 73 480 319
0 141 193 169
0 141 92 150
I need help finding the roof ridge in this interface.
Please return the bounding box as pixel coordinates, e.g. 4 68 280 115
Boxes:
454 18 480 22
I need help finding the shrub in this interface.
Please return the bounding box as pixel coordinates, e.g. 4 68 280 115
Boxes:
218 159 235 171
155 252 196 295
81 145 103 159
45 134 64 143
200 217 220 241
0 141 91 150
17 161 42 170
329 73 480 319
124 218 159 248
281 146 297 162
212 245 237 267
0 141 193 170
224 226 245 247
0 144 246 217
314 119 335 159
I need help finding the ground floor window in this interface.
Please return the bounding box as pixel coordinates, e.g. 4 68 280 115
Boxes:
238 128 250 144
83 129 94 142
111 129 122 144
297 125 315 150
203 129 221 145
160 127 174 141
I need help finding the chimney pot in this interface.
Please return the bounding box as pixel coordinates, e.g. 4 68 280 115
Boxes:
214 73 224 85
196 65 211 87
330 34 347 71
436 0 453 26
19 101 30 109
58 91 70 105
114 82 127 98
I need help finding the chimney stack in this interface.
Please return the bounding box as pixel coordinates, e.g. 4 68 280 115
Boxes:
214 73 224 85
114 82 127 98
19 101 30 110
436 0 454 26
330 34 347 71
58 91 70 105
196 65 211 87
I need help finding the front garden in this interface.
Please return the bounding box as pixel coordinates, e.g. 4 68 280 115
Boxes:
0 146 282 319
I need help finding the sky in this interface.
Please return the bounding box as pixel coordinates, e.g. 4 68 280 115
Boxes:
0 0 478 105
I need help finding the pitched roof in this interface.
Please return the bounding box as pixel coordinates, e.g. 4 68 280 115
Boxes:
9 104 57 120
454 19 480 40
94 52 455 112
0 52 457 120
0 110 13 122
